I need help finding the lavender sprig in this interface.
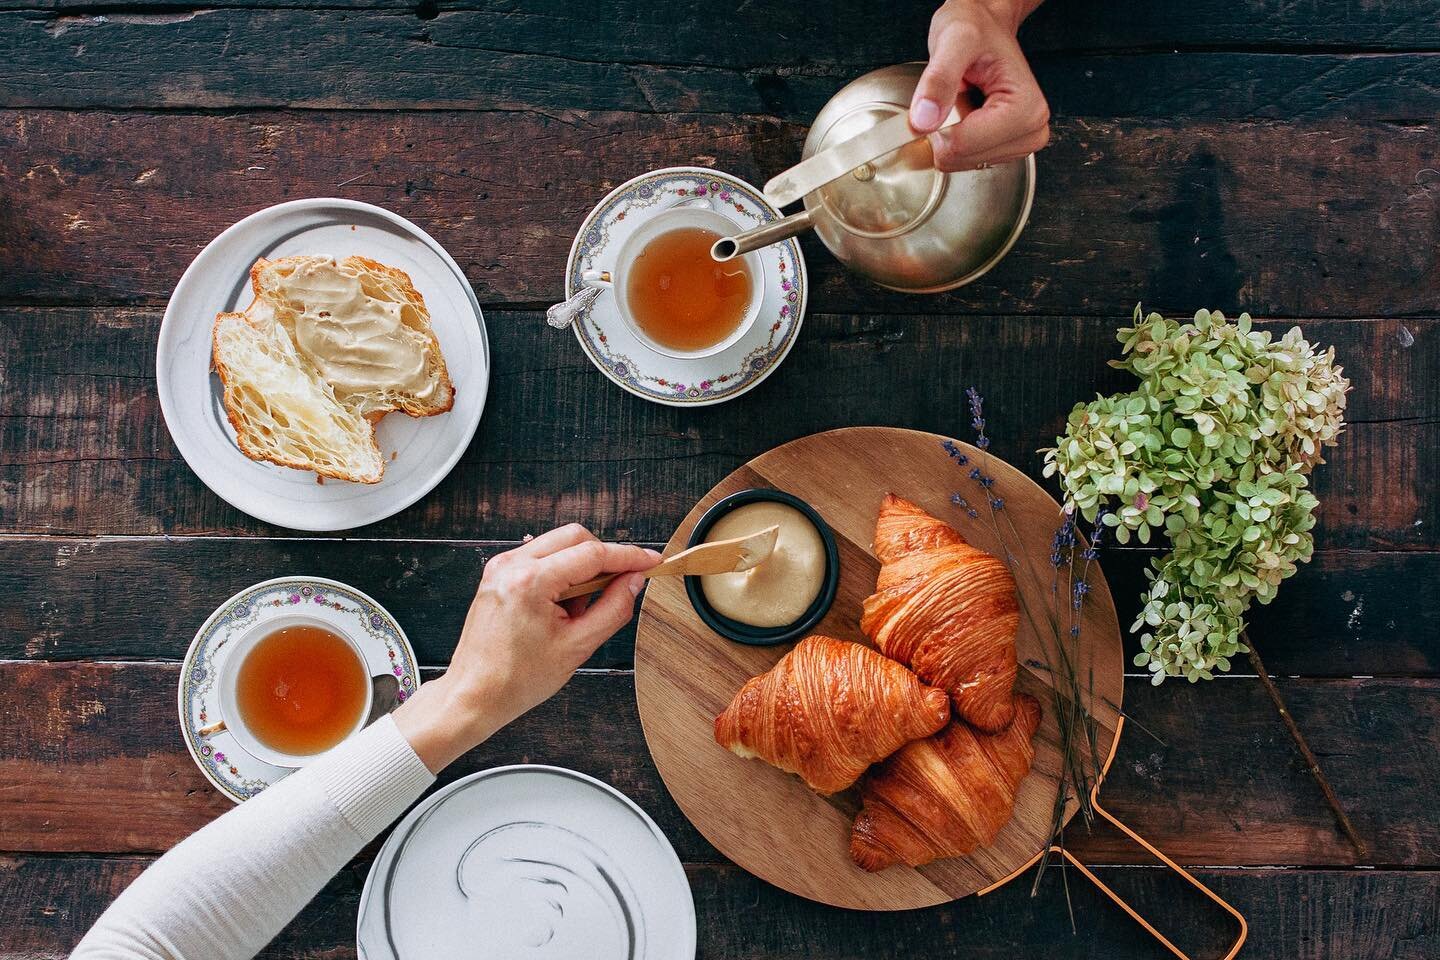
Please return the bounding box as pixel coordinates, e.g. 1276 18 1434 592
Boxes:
944 387 1108 901
966 386 991 450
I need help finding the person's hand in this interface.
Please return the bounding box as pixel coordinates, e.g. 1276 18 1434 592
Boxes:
909 0 1049 172
394 524 660 771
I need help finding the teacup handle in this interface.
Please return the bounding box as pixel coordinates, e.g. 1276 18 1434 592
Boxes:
198 719 228 738
670 193 721 213
581 269 613 289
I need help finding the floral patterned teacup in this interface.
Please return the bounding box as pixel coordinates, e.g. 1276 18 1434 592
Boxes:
213 613 375 769
583 202 766 360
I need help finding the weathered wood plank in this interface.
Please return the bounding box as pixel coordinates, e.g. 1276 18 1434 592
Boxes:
1 536 1434 676
0 537 648 669
5 857 1434 960
3 855 1435 960
4 0 1440 53
1020 0 1440 51
4 111 1436 317
3 10 1440 120
1 662 1434 867
2 305 1434 546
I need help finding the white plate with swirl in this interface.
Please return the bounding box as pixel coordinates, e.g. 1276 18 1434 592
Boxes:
358 765 695 960
563 166 807 406
157 197 490 531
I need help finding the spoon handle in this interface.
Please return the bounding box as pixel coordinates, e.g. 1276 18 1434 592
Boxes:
545 282 605 329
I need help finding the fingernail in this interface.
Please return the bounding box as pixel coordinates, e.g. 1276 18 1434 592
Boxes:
910 97 941 130
644 548 663 561
628 574 645 597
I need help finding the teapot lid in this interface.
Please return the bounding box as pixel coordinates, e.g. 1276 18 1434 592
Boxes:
795 62 1035 294
801 62 946 238
807 102 944 238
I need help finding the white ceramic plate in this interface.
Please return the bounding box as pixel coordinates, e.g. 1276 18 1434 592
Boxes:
564 167 808 407
358 765 696 960
178 576 420 803
157 198 490 531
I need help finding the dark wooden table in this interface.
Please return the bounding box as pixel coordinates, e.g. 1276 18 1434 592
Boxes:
1 1 1437 957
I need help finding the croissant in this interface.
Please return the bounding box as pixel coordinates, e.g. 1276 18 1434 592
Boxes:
850 693 1042 871
861 494 1020 732
714 635 951 795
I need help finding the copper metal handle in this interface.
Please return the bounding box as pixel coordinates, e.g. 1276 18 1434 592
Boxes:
1052 784 1248 960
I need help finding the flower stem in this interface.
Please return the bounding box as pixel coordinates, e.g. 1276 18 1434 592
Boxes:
1241 629 1367 858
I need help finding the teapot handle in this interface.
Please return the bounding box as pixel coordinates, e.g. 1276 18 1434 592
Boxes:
763 108 961 209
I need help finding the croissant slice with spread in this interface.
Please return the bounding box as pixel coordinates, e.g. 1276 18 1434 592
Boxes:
714 635 950 795
861 494 1021 732
850 693 1042 871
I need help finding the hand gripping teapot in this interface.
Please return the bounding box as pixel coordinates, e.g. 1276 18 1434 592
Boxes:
713 62 1035 293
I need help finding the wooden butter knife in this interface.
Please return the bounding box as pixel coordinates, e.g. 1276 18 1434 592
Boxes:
556 525 780 601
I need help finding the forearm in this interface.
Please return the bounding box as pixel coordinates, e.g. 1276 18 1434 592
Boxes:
975 0 1043 32
392 672 510 773
69 528 652 960
71 715 433 960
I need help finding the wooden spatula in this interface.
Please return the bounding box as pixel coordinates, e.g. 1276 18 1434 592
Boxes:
556 525 780 601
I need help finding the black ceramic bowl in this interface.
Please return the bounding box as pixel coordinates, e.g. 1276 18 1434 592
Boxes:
684 488 841 646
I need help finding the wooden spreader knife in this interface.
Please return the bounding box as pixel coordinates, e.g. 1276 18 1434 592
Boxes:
556 525 780 602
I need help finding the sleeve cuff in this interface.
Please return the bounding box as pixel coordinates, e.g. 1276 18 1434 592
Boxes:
310 713 436 839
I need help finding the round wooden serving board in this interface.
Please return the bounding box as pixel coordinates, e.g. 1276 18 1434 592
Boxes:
634 427 1124 911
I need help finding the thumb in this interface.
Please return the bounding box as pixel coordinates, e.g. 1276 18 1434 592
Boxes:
568 572 646 649
911 25 978 131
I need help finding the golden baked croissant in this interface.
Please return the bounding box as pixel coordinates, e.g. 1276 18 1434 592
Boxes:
861 494 1020 732
714 635 951 795
850 693 1042 871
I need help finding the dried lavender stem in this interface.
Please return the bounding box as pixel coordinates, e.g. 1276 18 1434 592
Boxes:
1242 629 1367 859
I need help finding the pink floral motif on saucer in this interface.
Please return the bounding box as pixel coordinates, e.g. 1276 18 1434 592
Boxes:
178 576 420 803
564 166 808 407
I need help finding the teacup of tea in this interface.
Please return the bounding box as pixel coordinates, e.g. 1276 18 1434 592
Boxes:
217 615 374 768
585 204 765 359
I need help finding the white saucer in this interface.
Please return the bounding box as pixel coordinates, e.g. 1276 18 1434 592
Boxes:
564 167 808 407
357 765 695 960
178 576 420 803
157 198 490 531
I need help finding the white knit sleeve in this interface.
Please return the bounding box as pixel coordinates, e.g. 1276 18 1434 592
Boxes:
71 714 435 960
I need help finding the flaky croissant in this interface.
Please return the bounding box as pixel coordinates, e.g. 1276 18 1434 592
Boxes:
861 494 1020 732
714 635 951 795
850 693 1042 871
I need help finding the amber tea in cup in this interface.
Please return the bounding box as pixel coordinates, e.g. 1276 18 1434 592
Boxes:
234 623 370 757
625 226 754 353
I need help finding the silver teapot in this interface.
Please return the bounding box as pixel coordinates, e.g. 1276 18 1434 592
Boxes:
713 62 1035 293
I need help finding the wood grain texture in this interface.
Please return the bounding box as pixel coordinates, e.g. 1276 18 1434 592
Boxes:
3 112 1438 318
3 10 1439 121
2 307 1433 545
0 0 1434 953
2 663 1436 866
3 536 1433 675
4 0 1440 53
0 537 649 668
4 856 1436 960
634 430 1108 908
1019 0 1440 51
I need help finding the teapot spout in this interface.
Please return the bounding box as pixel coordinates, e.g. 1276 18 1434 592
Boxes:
711 209 815 262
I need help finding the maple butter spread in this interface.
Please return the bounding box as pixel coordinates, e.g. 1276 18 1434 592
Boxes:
278 258 436 401
701 501 826 628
